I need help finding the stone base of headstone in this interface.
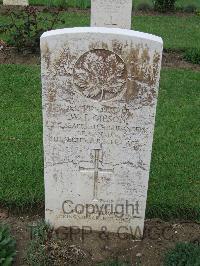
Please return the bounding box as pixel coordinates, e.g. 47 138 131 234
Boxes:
3 0 28 6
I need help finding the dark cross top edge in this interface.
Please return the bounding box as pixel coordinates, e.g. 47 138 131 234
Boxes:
104 16 117 26
79 149 114 201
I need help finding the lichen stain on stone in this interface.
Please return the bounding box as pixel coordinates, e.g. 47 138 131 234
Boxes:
44 42 160 106
88 42 107 51
152 52 161 82
102 42 109 50
46 84 57 114
124 79 140 102
41 41 51 69
53 47 76 78
48 87 56 103
126 45 160 87
89 41 124 54
123 44 161 103
112 40 123 55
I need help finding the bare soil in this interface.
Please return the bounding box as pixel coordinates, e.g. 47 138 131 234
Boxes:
0 207 200 266
162 51 200 72
0 47 40 65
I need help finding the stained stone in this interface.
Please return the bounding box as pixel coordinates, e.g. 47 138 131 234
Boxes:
41 27 163 235
3 0 28 5
91 0 133 29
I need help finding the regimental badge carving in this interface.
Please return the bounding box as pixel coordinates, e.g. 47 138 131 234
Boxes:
73 49 127 102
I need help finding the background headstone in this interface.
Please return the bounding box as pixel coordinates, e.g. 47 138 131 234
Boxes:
3 0 28 5
91 0 133 29
41 27 163 235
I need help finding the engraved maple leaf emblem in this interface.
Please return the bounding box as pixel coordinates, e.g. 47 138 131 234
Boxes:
73 49 127 101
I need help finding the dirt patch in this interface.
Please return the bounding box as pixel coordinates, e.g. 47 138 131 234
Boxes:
0 47 40 65
0 212 41 265
1 209 200 266
162 50 200 72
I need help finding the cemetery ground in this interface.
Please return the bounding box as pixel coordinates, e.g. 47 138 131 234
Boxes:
0 5 200 266
1 0 200 10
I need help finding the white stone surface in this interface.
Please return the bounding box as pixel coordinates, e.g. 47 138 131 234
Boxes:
91 0 133 29
41 27 163 235
3 0 28 5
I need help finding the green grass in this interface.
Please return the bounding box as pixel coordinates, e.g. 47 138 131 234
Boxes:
133 15 200 51
25 0 200 9
0 65 43 208
0 65 200 220
0 13 200 52
134 0 200 9
147 68 200 220
176 0 200 8
164 242 200 266
0 223 16 265
1 0 200 9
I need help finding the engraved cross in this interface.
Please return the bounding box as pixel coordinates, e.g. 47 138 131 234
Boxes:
79 149 113 201
105 16 117 26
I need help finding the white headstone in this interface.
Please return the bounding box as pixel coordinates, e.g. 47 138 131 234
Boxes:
3 0 28 5
91 0 133 29
41 27 163 236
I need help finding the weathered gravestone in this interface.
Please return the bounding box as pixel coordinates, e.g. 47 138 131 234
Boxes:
91 0 133 29
3 0 28 5
41 27 163 235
